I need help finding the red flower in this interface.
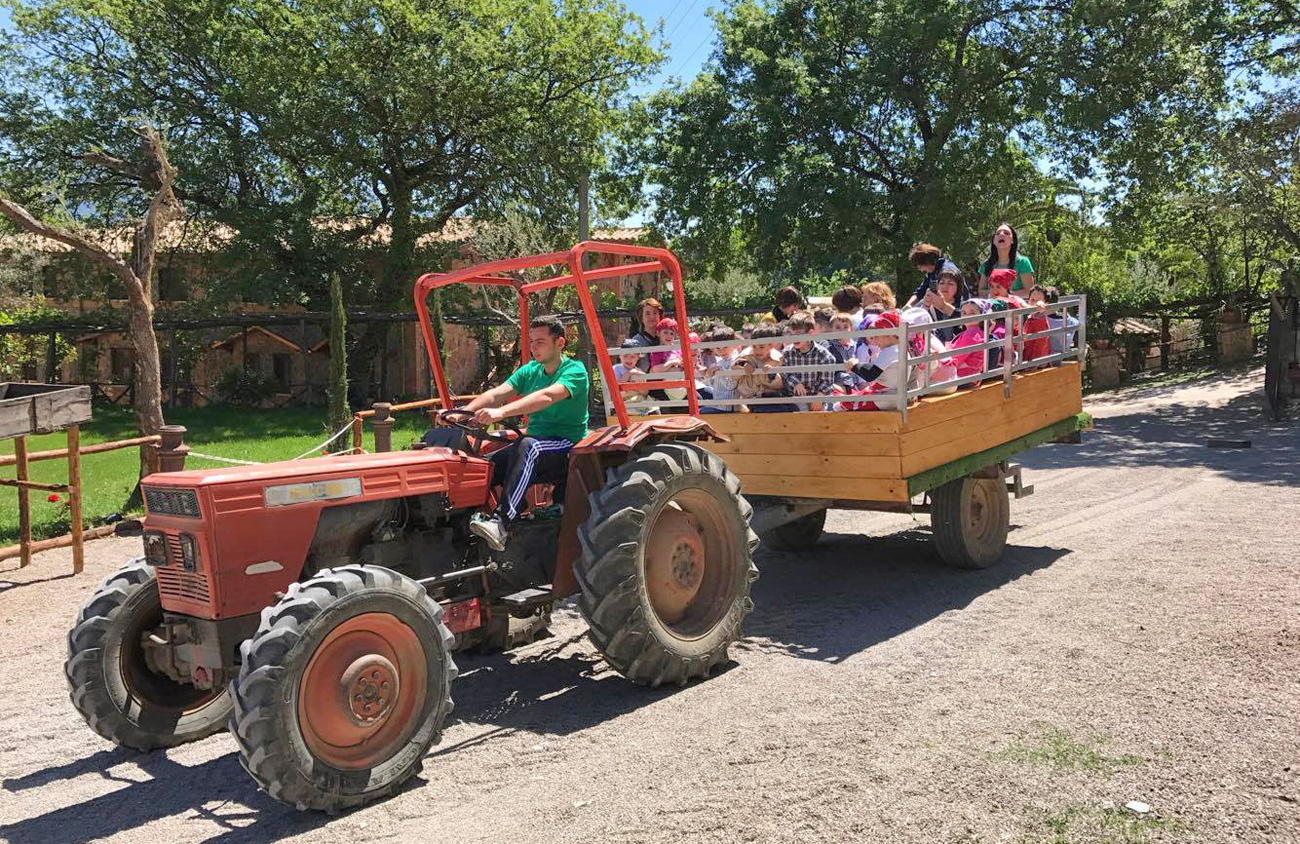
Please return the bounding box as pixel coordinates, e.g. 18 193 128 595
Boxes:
47 494 61 503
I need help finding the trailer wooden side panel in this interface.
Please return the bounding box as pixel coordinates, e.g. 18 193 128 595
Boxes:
629 362 1083 504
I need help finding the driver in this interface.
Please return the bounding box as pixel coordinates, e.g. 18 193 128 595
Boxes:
455 315 589 550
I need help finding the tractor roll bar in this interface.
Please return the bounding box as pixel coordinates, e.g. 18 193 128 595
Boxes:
413 241 697 429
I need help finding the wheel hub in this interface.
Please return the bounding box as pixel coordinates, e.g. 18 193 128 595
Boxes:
670 541 701 589
297 612 428 770
645 506 706 625
341 655 399 727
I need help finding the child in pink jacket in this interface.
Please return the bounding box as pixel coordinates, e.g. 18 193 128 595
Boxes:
949 299 991 381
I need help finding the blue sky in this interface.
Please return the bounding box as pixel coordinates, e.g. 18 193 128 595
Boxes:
623 0 718 93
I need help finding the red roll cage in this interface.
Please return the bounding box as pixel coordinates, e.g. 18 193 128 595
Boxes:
414 241 698 430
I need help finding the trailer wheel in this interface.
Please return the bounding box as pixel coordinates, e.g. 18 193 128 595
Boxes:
931 475 1009 569
575 443 758 687
759 507 827 551
66 558 232 750
229 565 456 813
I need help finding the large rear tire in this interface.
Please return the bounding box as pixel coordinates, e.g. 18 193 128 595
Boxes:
65 559 232 750
931 475 1009 569
229 565 456 813
575 443 758 687
759 507 827 551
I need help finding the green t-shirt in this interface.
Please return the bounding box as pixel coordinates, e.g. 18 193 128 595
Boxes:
985 254 1035 290
505 356 589 443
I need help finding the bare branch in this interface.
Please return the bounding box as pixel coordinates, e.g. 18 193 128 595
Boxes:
0 195 139 292
132 125 184 296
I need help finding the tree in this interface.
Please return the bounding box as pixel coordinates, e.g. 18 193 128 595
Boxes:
327 273 350 453
1 0 662 328
633 0 1238 283
0 125 178 473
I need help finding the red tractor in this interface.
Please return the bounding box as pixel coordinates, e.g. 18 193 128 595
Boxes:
66 243 757 812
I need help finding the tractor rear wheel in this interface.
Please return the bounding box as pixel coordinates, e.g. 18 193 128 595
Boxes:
759 507 827 551
575 443 758 687
229 565 456 813
931 475 1010 569
65 558 232 750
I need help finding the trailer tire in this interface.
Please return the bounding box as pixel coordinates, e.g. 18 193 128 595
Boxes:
931 475 1009 569
229 565 456 813
759 507 827 551
575 443 758 687
66 558 232 750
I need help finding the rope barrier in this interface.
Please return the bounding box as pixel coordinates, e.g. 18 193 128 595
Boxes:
291 422 356 460
186 451 262 466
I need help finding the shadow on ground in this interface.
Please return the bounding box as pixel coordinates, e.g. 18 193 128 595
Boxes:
2 528 1073 843
745 527 1070 662
1027 382 1300 488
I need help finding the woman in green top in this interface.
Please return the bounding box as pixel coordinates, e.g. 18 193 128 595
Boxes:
978 222 1035 295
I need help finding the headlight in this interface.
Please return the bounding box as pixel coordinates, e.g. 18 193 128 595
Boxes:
143 532 167 567
179 534 201 571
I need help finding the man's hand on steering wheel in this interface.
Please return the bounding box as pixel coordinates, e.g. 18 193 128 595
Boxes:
437 407 520 445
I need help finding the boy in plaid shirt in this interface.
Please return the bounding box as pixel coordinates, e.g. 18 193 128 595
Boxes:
782 311 837 411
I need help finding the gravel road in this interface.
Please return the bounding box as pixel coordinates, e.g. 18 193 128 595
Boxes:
2 366 1297 844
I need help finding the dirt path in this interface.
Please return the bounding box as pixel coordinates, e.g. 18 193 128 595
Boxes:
2 367 1297 844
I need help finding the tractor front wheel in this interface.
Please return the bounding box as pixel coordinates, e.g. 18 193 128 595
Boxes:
576 443 758 687
65 559 232 750
229 565 456 813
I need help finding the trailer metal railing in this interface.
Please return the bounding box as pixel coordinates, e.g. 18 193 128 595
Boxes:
604 296 1088 424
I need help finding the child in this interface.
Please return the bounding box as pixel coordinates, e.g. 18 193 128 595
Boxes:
949 299 991 382
1021 285 1052 363
812 306 835 336
1042 285 1079 356
614 338 648 386
608 337 652 411
782 311 837 411
861 280 897 310
901 306 958 395
843 310 909 411
826 311 866 396
738 323 791 412
701 326 742 412
649 317 688 402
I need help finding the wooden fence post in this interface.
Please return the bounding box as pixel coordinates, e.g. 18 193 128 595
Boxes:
157 425 189 472
67 425 83 574
352 415 364 454
1160 316 1171 371
372 402 393 453
15 436 30 568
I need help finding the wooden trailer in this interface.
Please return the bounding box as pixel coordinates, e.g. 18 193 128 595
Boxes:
621 297 1090 568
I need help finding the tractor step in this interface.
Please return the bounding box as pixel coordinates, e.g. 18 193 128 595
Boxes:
502 586 553 609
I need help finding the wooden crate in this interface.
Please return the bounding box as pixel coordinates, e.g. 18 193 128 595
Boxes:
0 383 93 439
632 363 1083 503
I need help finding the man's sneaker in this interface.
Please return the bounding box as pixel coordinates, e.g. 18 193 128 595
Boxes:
469 513 508 551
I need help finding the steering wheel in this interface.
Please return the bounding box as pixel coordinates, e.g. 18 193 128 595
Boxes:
437 408 521 445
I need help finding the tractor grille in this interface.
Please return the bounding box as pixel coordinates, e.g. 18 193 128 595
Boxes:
143 487 200 518
155 564 211 604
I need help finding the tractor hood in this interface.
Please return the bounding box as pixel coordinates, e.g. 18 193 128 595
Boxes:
143 449 478 487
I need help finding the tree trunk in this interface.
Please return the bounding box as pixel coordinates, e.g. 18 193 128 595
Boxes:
0 124 178 478
327 273 351 452
125 285 166 474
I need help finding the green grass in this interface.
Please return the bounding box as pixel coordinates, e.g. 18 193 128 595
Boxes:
1034 805 1188 844
993 725 1144 775
0 403 438 546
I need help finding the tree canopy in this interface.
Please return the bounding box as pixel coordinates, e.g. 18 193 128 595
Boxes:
1 0 662 308
631 0 1253 283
